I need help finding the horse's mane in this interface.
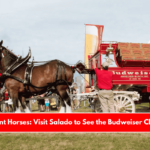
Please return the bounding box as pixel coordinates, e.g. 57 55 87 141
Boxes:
34 60 70 68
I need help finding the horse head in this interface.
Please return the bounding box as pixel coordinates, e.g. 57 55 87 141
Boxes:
0 40 18 72
0 40 3 47
0 40 4 72
0 40 3 56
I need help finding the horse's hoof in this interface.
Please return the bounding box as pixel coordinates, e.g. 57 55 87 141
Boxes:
25 107 32 113
65 103 72 113
66 110 72 113
66 107 72 113
15 108 22 113
15 111 21 113
59 106 66 113
25 111 31 113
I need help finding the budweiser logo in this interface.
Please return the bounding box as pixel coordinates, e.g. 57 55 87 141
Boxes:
112 71 149 75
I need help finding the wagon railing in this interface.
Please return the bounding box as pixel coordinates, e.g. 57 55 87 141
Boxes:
70 91 140 113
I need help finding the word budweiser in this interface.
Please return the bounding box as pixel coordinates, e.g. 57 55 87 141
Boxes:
112 71 150 75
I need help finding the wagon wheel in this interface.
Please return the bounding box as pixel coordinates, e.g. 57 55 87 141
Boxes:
113 94 135 113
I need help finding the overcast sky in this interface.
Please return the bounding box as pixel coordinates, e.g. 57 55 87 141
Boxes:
0 0 150 66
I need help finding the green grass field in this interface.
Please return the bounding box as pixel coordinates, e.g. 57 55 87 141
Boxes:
30 100 93 113
30 99 150 113
0 133 150 150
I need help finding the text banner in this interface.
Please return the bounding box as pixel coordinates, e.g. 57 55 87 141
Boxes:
1 113 150 132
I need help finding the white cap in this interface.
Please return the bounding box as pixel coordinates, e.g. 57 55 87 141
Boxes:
102 61 109 67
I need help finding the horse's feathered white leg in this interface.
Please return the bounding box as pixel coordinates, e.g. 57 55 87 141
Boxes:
59 106 66 113
65 101 72 113
15 107 22 113
24 106 31 113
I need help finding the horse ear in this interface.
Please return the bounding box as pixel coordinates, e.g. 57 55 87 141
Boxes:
0 40 3 46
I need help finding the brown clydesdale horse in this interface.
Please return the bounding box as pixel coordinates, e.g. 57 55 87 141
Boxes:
0 40 74 113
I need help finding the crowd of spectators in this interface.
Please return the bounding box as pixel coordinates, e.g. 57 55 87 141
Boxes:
32 93 59 112
0 85 76 112
0 88 13 112
0 89 56 112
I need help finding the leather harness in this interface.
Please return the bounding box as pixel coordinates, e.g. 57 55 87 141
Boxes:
0 48 72 95
23 59 71 93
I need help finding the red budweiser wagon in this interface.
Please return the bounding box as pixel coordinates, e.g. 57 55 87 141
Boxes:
75 24 150 113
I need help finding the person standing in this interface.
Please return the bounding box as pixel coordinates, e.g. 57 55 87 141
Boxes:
70 86 76 109
0 96 2 112
31 96 36 104
0 84 5 112
39 94 45 112
93 58 114 113
7 97 13 112
74 86 80 109
45 97 50 112
2 89 9 112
